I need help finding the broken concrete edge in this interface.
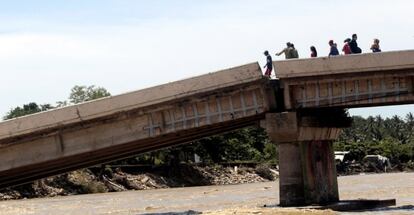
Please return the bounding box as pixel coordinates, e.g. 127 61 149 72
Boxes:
0 62 265 141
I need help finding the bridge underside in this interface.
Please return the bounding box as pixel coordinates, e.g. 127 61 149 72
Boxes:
0 114 264 188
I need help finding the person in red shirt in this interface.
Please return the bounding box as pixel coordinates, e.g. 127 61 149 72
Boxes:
310 46 317 57
342 38 352 55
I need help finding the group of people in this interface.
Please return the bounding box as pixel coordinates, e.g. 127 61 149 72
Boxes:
263 34 382 78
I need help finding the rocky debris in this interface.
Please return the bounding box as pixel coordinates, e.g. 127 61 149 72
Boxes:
195 166 268 185
0 169 110 200
0 164 277 201
254 164 277 181
111 172 170 190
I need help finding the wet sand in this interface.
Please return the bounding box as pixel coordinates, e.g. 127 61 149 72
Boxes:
0 172 412 214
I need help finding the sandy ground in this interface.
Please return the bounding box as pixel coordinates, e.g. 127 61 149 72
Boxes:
0 172 412 215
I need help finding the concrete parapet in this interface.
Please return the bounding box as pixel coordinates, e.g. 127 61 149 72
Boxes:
275 50 414 78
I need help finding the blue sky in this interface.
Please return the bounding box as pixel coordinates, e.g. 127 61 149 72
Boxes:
1 0 413 119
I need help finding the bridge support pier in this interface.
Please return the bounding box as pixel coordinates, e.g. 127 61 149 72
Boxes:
264 110 350 206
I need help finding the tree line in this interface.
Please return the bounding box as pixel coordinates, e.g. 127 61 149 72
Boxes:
335 114 414 166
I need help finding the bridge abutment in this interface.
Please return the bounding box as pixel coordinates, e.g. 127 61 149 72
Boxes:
264 110 350 206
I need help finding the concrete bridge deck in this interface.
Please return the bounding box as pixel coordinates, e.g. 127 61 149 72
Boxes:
276 50 414 109
0 50 414 205
0 63 271 188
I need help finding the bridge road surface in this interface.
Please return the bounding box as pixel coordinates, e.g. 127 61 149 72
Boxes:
0 172 413 214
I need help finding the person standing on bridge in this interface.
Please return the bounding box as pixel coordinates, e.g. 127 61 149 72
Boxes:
263 50 273 78
276 42 298 59
342 38 352 55
276 42 293 59
349 34 362 54
290 43 299 58
310 46 318 57
370 38 381 52
328 40 339 56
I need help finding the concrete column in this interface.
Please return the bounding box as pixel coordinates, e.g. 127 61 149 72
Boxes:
264 111 349 206
300 140 339 205
279 142 304 206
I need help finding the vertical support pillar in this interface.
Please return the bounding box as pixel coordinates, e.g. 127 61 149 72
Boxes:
264 111 348 206
300 140 339 205
279 142 304 206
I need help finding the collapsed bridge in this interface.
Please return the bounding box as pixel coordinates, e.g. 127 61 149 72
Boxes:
1 50 414 206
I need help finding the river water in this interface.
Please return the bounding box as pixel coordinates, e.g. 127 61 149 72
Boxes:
0 172 412 214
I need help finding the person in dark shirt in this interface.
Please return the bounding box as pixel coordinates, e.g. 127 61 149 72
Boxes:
349 34 362 54
263 50 273 78
310 46 317 57
328 40 339 56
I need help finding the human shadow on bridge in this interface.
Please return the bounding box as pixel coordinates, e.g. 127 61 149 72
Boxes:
140 210 202 215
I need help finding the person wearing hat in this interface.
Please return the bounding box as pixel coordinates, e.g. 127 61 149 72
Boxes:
328 40 339 57
263 50 273 78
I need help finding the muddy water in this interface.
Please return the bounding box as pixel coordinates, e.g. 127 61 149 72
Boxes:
0 172 412 215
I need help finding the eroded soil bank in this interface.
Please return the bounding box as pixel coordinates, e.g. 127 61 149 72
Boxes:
0 164 276 200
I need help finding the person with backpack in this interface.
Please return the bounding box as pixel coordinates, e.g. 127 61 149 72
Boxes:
349 34 362 54
328 40 339 56
342 38 352 55
263 50 273 78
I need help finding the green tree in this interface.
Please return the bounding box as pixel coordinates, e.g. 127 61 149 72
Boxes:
4 102 53 120
3 85 111 119
69 85 111 104
335 113 414 164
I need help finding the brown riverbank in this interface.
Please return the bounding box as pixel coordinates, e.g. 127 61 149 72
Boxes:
0 164 276 200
